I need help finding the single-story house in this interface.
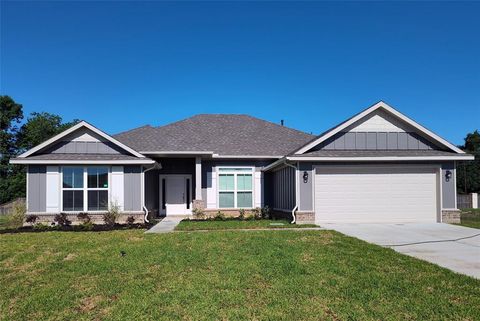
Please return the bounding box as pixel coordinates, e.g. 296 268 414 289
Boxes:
11 101 474 224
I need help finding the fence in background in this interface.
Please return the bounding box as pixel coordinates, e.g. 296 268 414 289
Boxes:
0 198 26 215
457 193 479 209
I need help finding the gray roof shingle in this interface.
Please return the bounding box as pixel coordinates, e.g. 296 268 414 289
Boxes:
14 154 152 161
114 114 315 157
297 150 463 157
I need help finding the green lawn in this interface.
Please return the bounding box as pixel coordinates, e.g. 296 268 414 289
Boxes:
0 215 9 230
176 219 317 231
1 230 479 320
458 209 480 229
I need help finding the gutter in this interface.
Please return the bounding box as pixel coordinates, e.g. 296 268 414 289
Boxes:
141 162 162 223
282 160 299 224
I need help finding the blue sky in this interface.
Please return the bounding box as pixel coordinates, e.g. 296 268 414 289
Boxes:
1 1 479 145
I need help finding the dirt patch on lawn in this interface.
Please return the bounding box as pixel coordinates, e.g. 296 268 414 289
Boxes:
78 295 105 312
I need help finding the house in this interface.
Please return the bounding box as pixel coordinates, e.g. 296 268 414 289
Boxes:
10 101 474 225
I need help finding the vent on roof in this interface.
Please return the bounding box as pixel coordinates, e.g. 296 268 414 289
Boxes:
281 119 284 126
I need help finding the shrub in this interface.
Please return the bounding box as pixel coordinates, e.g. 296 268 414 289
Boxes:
6 202 26 229
261 206 271 219
192 207 206 220
104 201 120 226
214 211 226 221
238 209 245 220
33 223 51 231
54 213 71 227
126 215 136 225
252 207 262 220
25 214 39 224
79 221 94 231
77 212 91 223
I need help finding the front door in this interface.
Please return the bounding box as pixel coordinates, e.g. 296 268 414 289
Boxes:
160 175 192 216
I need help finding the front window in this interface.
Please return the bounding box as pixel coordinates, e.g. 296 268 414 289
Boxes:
87 167 109 211
218 168 253 208
62 166 109 212
62 167 84 211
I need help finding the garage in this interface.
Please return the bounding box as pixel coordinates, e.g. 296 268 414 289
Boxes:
314 165 440 224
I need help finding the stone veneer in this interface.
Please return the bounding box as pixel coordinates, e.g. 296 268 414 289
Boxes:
24 213 144 226
441 210 461 224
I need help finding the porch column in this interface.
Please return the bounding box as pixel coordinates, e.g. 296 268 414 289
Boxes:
195 157 202 200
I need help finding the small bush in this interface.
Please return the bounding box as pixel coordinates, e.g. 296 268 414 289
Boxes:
214 211 226 221
79 221 94 231
77 212 91 223
252 207 262 220
25 214 39 224
33 223 51 231
54 213 71 227
104 201 120 226
126 215 136 225
261 206 271 219
238 209 245 220
6 202 26 229
192 207 206 220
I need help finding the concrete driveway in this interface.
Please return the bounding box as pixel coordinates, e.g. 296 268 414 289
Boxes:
323 223 480 279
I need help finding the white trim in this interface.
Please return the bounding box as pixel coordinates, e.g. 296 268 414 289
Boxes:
293 101 466 155
140 151 214 155
159 174 193 216
212 154 282 159
216 166 255 209
286 155 474 162
18 121 146 158
10 159 156 165
453 162 458 210
26 166 30 212
261 158 287 172
195 157 202 200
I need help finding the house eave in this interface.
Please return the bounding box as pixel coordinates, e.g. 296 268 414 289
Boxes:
285 155 475 162
10 159 157 165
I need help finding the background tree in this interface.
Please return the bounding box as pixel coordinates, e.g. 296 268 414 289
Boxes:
457 130 480 194
0 97 79 204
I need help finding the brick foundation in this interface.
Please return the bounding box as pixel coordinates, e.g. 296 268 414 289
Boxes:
24 212 145 226
441 210 461 224
295 211 315 224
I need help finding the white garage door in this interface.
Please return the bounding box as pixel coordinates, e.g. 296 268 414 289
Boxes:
314 165 439 223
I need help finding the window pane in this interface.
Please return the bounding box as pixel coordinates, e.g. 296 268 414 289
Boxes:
219 192 234 208
237 192 253 208
73 191 84 211
237 174 252 190
88 190 108 211
98 167 108 188
72 167 83 188
63 191 73 211
63 168 73 188
219 174 234 191
88 167 98 188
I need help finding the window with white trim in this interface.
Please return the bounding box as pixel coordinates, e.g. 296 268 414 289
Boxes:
87 167 109 211
62 167 84 211
62 166 109 212
218 167 253 208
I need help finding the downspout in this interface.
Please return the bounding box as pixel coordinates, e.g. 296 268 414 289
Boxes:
142 162 161 223
283 160 298 224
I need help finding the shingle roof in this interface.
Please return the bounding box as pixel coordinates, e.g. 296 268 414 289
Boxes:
297 150 463 157
113 114 315 157
13 154 151 161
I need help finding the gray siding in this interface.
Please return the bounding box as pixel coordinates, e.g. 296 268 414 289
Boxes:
271 166 296 211
316 132 438 151
298 163 313 211
28 165 46 212
124 166 142 211
441 162 456 209
48 141 126 154
145 169 159 216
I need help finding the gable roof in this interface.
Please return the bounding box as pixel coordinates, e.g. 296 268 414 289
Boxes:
292 101 466 155
17 121 146 159
114 114 315 157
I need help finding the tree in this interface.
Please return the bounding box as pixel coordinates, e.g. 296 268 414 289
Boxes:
17 112 79 152
457 130 480 194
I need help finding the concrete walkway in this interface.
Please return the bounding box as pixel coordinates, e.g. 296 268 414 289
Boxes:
324 223 480 279
145 216 184 234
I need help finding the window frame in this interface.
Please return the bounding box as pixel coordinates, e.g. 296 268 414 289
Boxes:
61 166 111 213
217 166 254 209
61 166 85 212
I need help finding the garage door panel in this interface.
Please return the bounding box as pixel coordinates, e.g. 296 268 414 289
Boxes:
314 166 438 223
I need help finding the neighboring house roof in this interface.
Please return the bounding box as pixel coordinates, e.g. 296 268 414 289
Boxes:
10 153 155 165
113 114 315 157
292 101 466 155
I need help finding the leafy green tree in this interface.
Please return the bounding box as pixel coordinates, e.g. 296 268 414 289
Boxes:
457 130 480 194
17 112 79 152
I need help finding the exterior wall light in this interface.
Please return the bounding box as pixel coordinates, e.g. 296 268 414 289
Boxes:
303 171 309 183
445 170 452 182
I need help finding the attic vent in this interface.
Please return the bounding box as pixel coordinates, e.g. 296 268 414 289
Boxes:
281 119 284 126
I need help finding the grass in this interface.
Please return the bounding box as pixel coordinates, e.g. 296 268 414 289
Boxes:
0 215 8 230
1 229 479 320
176 219 318 231
458 209 480 229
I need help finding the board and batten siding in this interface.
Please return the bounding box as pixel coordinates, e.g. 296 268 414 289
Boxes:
111 166 125 210
124 166 142 211
27 165 47 212
271 166 296 211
